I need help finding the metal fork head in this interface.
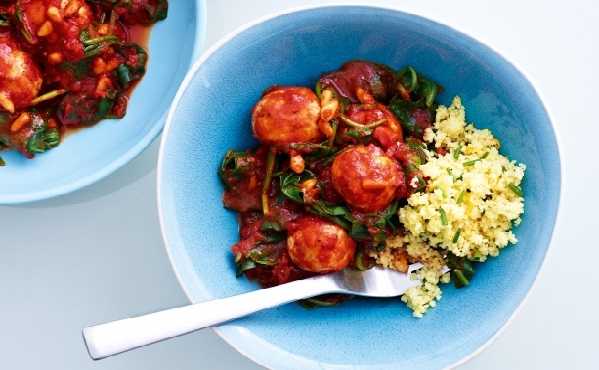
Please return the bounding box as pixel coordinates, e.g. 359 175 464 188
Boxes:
330 264 423 298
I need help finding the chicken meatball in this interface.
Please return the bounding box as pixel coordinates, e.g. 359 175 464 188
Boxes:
252 86 322 146
0 34 42 112
331 144 404 212
287 217 356 273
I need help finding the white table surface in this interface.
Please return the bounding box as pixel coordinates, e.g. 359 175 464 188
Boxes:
1 0 596 369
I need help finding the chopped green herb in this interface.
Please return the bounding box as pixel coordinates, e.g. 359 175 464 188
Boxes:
464 152 490 167
452 229 462 243
508 183 523 197
453 144 461 160
456 190 466 204
439 208 448 225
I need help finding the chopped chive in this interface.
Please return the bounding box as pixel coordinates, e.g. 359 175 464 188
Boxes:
464 152 489 167
453 144 461 160
453 229 462 243
439 208 448 225
446 168 452 176
508 183 523 197
456 190 466 204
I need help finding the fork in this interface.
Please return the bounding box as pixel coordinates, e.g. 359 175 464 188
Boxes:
83 264 426 360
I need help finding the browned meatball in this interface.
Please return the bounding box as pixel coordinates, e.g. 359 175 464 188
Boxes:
331 144 404 212
0 34 42 112
252 86 322 146
287 217 356 273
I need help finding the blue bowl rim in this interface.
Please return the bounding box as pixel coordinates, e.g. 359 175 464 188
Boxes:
157 4 564 370
0 0 208 205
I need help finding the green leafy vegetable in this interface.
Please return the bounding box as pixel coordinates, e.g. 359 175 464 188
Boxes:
398 66 418 92
261 220 282 232
278 170 315 203
345 128 372 140
350 222 369 240
0 12 10 27
373 201 400 231
26 117 61 155
258 221 285 244
96 98 114 120
219 149 254 186
299 295 347 308
235 257 256 277
289 142 338 164
446 252 474 288
60 60 91 80
354 249 374 271
247 244 283 265
117 64 132 87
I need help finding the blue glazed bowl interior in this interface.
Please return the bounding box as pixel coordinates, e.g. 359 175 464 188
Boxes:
0 1 205 204
159 6 560 370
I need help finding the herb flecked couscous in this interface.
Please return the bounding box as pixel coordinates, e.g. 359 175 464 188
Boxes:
375 97 525 316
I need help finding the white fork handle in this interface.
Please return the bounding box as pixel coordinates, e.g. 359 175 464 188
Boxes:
83 276 338 360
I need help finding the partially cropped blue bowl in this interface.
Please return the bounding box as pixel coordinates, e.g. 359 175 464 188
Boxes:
0 1 206 204
158 6 561 370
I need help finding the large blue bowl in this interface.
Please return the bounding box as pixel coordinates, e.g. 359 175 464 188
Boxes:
0 1 206 204
158 6 561 370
